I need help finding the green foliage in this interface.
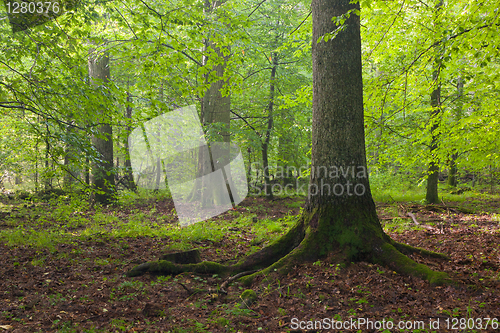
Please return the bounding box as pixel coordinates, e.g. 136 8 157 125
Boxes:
0 0 498 236
362 0 500 193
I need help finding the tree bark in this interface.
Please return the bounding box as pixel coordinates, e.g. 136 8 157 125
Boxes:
127 0 452 287
426 69 441 203
187 0 232 205
447 77 463 187
426 0 443 204
261 53 278 199
123 90 137 192
89 50 116 204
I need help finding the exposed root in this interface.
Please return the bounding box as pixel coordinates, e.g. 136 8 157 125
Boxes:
126 260 229 277
372 242 454 286
232 217 305 272
391 240 450 260
126 218 305 278
238 246 307 286
126 211 455 288
220 270 257 294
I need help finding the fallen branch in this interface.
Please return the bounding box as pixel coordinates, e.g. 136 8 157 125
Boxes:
407 212 439 232
407 212 420 225
220 270 258 294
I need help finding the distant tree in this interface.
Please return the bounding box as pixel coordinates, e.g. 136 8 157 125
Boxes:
89 50 116 204
447 76 463 188
426 0 443 204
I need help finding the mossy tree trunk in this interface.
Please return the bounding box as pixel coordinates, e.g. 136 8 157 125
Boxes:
127 0 452 287
89 50 116 205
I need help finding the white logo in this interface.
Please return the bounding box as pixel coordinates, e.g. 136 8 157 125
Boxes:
128 105 248 226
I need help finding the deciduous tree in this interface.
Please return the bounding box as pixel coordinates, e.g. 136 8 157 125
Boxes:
127 0 452 286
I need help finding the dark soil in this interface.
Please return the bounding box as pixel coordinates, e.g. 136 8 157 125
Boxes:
0 196 499 332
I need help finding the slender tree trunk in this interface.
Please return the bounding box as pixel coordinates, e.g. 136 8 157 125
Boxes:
154 81 165 192
43 122 51 191
277 131 296 187
447 76 463 187
426 0 443 204
426 71 440 203
63 114 80 190
35 130 39 192
89 50 116 204
261 53 278 200
85 157 90 186
124 90 137 192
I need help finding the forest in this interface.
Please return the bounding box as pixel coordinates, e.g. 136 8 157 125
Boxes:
0 0 499 331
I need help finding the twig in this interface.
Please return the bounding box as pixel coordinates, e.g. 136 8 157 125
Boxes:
288 10 311 36
407 212 420 225
220 270 257 294
248 0 268 17
407 212 439 232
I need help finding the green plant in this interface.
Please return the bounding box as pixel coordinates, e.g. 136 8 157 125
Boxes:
31 258 45 267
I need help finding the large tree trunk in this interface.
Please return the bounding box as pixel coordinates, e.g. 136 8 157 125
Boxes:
127 0 452 286
301 0 382 257
89 50 116 204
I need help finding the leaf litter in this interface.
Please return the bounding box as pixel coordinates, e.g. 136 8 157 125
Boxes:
0 196 499 332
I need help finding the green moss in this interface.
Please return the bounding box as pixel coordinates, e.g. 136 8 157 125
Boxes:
374 243 453 286
297 204 385 260
149 260 183 274
127 260 229 277
240 289 257 303
392 241 450 260
189 261 228 274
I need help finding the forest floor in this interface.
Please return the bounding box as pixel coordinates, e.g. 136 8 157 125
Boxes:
0 194 499 332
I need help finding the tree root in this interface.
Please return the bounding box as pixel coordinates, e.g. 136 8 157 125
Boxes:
372 242 454 286
391 240 450 260
126 213 455 287
126 260 229 277
220 270 258 294
126 216 306 278
237 238 454 287
232 217 305 272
